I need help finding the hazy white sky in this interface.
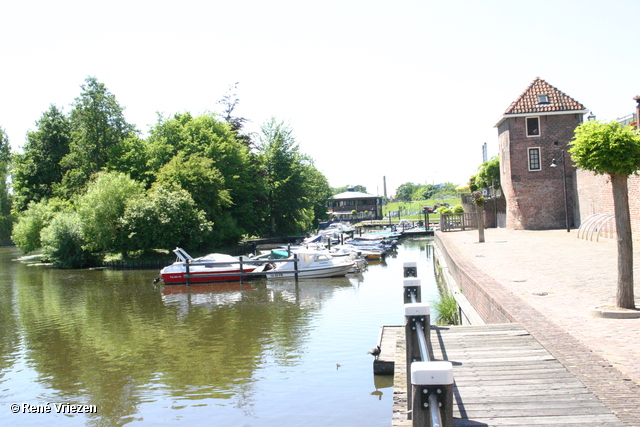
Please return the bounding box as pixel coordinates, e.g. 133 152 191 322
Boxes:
2 0 639 196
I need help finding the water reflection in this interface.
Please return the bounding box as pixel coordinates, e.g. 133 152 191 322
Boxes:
0 239 437 426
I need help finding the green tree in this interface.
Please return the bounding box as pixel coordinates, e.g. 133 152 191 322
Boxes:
155 153 240 244
0 127 11 244
395 182 420 201
120 185 212 252
217 82 254 148
475 157 500 190
412 184 436 201
145 113 266 238
76 172 144 255
11 105 71 211
301 161 332 228
569 120 640 309
59 77 135 195
258 118 309 236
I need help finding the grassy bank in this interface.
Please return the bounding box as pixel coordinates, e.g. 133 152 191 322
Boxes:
382 198 462 221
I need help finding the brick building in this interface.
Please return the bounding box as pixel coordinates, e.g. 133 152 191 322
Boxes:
496 78 588 229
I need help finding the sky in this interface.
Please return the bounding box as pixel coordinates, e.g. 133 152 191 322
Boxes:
2 0 639 197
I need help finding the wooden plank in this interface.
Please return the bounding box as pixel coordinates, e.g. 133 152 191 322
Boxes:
392 323 626 427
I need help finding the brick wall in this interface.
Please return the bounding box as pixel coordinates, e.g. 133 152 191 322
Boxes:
576 170 640 238
499 114 582 229
435 232 515 324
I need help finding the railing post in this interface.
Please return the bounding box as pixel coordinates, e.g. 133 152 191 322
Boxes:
405 302 432 419
410 361 454 427
404 278 421 304
403 261 418 278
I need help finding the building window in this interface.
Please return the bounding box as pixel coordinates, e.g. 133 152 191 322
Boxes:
528 147 541 171
526 117 540 137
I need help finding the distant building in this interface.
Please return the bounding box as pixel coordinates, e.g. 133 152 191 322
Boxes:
495 77 587 229
328 188 383 221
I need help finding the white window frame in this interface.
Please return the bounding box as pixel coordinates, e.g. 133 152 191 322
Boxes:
528 147 542 171
526 116 540 137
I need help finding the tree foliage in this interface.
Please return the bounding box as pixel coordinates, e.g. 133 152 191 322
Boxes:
76 172 144 254
395 182 420 201
40 211 101 269
11 200 59 253
0 127 12 244
6 78 331 266
120 185 212 252
475 157 500 190
59 77 135 196
258 118 310 236
11 105 71 211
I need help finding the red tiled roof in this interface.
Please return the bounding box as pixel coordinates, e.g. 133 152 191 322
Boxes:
504 77 586 115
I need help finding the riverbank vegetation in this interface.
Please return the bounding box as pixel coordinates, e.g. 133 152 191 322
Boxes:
3 78 334 267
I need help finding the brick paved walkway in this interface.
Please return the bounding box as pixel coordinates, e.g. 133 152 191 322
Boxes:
435 228 640 427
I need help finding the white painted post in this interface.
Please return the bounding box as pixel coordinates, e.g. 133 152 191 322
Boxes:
403 261 418 278
410 361 454 427
405 302 432 420
404 278 422 304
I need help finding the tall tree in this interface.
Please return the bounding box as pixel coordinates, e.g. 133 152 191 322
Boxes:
60 77 135 195
258 118 308 236
217 82 254 148
569 120 640 309
0 127 12 244
145 112 266 238
12 105 71 211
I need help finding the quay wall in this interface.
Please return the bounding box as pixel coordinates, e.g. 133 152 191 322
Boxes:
434 231 516 324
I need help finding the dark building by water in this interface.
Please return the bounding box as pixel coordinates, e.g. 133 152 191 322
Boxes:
328 188 383 221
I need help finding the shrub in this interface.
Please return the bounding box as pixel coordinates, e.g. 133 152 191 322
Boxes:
437 206 452 214
40 212 100 268
452 204 464 213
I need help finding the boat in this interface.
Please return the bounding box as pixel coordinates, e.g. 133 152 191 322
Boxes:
160 248 259 284
267 249 355 279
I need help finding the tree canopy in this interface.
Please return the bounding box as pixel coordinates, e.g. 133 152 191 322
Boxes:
4 77 331 266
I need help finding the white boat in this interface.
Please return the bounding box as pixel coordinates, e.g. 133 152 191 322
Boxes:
160 248 258 284
267 249 355 279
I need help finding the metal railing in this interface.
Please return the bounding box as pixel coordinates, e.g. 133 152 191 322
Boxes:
402 262 454 427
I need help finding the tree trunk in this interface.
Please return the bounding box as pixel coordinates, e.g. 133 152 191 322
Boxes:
610 173 635 309
477 205 485 243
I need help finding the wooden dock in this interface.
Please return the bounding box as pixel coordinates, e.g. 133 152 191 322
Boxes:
389 323 625 426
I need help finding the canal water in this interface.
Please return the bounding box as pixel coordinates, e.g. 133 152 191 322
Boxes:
0 237 439 426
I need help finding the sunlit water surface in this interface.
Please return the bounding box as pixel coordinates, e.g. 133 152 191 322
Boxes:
0 238 439 426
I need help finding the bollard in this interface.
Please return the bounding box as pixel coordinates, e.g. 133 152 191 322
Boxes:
404 278 422 304
403 261 418 278
405 302 433 419
410 361 454 427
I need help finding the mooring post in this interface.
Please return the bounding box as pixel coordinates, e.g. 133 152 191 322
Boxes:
404 278 421 304
293 253 299 282
185 259 191 287
239 256 244 284
405 302 432 419
410 361 454 427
